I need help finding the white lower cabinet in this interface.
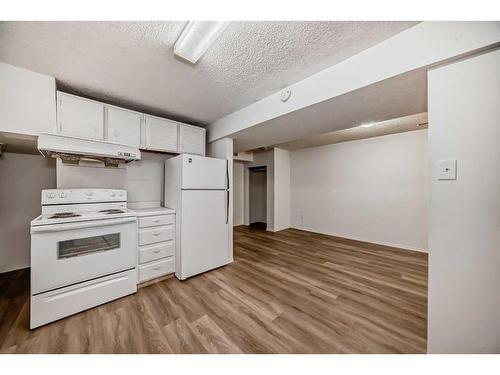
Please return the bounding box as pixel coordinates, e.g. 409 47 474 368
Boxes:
139 225 174 246
133 208 176 284
139 214 174 228
139 258 175 283
139 241 174 264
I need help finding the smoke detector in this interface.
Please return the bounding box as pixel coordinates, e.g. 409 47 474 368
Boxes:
280 88 292 102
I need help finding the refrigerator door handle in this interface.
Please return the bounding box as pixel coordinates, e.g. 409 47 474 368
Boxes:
225 160 229 224
226 189 229 224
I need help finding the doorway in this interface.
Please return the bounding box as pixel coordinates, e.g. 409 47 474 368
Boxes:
249 166 267 228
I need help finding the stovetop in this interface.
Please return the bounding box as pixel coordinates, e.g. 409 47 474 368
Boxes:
48 212 82 219
32 189 136 227
32 208 136 226
99 209 126 214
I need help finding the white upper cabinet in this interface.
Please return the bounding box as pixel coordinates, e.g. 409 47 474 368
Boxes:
143 115 178 153
53 90 202 155
178 125 206 156
0 62 56 136
57 92 104 140
106 106 142 147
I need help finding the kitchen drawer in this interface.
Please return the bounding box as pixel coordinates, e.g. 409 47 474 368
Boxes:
138 214 174 228
31 269 137 329
139 241 174 264
138 257 174 283
138 225 174 246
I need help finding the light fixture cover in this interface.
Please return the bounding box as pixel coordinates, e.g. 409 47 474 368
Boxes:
174 21 230 64
359 122 375 128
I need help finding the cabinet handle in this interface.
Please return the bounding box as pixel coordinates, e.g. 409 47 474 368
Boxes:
153 250 161 254
152 267 161 271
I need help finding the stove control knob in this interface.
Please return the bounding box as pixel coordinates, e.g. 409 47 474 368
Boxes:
46 192 56 199
59 192 67 198
85 190 94 197
119 191 124 197
109 191 116 197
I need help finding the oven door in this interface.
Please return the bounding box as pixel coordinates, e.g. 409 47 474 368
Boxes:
31 217 137 294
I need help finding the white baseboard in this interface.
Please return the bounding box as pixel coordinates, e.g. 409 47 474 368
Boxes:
290 225 428 253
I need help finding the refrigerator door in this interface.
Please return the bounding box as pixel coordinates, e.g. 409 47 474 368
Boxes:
181 154 227 190
178 190 230 279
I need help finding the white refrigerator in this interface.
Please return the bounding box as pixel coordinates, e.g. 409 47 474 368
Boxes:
165 154 232 280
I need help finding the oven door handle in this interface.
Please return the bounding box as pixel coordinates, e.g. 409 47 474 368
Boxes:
31 217 137 233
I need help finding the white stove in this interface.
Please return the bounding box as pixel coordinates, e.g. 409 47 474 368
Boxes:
30 188 138 329
32 189 136 227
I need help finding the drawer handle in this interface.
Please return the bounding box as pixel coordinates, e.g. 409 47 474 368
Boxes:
152 266 161 271
153 250 161 254
152 219 161 223
153 233 161 236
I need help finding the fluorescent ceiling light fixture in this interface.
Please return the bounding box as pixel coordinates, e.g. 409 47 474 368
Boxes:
174 21 230 64
359 122 376 128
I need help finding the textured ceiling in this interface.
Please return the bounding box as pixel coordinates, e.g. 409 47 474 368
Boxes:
0 21 418 125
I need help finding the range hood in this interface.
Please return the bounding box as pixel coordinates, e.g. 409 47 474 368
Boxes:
38 133 141 167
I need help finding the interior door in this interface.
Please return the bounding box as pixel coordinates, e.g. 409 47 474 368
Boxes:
179 190 229 279
106 106 141 147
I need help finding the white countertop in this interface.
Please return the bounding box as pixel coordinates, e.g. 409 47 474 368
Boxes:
130 207 176 217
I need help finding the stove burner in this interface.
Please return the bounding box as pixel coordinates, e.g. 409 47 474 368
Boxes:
49 212 82 219
99 209 126 215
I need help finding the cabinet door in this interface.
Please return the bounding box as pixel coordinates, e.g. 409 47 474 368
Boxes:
144 115 178 152
106 106 141 147
58 92 104 140
179 125 206 155
0 62 56 136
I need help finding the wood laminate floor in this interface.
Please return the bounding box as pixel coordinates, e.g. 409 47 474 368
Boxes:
0 226 428 353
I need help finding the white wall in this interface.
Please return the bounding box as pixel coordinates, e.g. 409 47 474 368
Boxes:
0 153 56 273
290 130 428 251
274 148 291 231
427 49 500 353
57 152 172 207
232 161 244 226
249 169 267 224
126 152 172 207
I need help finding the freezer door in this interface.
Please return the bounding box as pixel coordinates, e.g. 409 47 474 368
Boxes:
181 154 227 190
179 190 230 279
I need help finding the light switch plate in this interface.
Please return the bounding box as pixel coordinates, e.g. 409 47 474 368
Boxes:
437 158 457 180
